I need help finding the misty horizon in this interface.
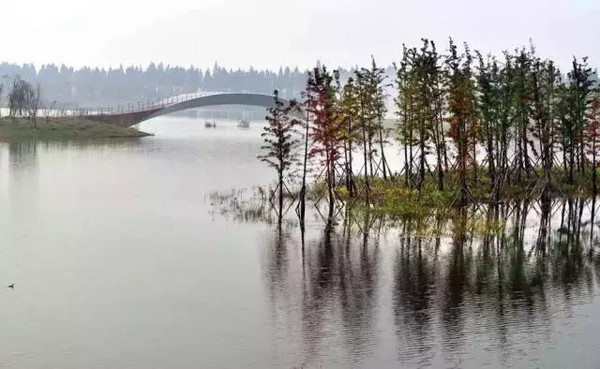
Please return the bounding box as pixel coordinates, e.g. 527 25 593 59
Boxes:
1 43 598 76
2 0 598 71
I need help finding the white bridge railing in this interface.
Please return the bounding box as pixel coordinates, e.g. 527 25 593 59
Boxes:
73 91 224 117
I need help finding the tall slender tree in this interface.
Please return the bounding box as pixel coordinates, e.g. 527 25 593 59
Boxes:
530 59 560 198
395 45 418 188
368 56 391 181
568 57 595 175
339 76 360 196
446 39 478 205
476 52 500 194
306 66 342 214
586 96 600 194
258 90 300 218
513 48 534 182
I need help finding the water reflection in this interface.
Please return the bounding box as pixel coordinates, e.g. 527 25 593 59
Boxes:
7 140 39 167
2 138 146 201
2 120 599 367
257 197 600 367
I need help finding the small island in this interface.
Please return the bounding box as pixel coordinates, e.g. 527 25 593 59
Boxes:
0 118 152 140
0 76 152 141
253 40 600 227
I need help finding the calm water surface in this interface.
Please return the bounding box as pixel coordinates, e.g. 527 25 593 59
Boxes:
0 116 599 368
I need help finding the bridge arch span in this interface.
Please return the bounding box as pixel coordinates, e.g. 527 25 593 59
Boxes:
86 93 288 127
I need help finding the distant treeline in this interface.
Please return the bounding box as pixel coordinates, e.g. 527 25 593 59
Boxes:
0 62 395 107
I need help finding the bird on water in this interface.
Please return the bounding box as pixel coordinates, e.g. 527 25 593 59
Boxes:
8 284 14 289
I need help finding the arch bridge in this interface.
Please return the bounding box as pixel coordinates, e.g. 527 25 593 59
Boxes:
83 93 287 127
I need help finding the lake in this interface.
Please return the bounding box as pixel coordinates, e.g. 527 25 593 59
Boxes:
0 116 599 368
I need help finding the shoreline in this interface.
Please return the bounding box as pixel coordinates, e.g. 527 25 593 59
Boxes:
210 183 598 238
0 117 152 141
304 170 599 218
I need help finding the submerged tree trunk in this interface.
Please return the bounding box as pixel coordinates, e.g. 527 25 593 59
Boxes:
343 142 350 193
579 139 585 176
409 128 414 189
361 122 371 202
472 140 478 186
378 124 388 180
433 108 445 191
569 143 575 184
562 141 568 181
438 98 450 173
593 138 598 195
496 128 508 202
278 168 284 220
419 118 426 193
299 111 310 225
368 131 374 179
435 135 444 191
522 116 531 178
403 135 409 186
347 119 356 197
458 118 469 206
327 151 336 216
348 141 355 195
487 130 496 194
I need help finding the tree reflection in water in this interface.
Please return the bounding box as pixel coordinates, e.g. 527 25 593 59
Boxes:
212 192 600 367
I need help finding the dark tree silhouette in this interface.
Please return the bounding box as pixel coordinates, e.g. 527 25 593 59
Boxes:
258 90 301 218
305 66 343 215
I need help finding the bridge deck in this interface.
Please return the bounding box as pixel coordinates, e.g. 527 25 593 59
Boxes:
82 93 283 127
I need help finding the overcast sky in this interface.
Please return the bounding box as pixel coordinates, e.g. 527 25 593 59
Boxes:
2 0 598 71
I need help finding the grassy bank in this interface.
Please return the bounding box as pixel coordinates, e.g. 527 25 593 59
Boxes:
309 169 598 218
0 118 152 140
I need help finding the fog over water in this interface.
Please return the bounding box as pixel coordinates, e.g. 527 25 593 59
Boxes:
0 117 598 368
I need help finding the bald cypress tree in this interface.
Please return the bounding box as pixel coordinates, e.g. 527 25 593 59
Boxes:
494 52 517 200
557 82 577 184
414 41 433 192
368 56 391 181
446 39 477 205
569 57 595 176
258 90 300 218
476 52 500 194
306 66 342 214
428 40 447 191
557 57 595 184
530 58 560 199
355 68 375 198
513 48 534 182
339 76 360 196
395 45 416 188
586 97 600 194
